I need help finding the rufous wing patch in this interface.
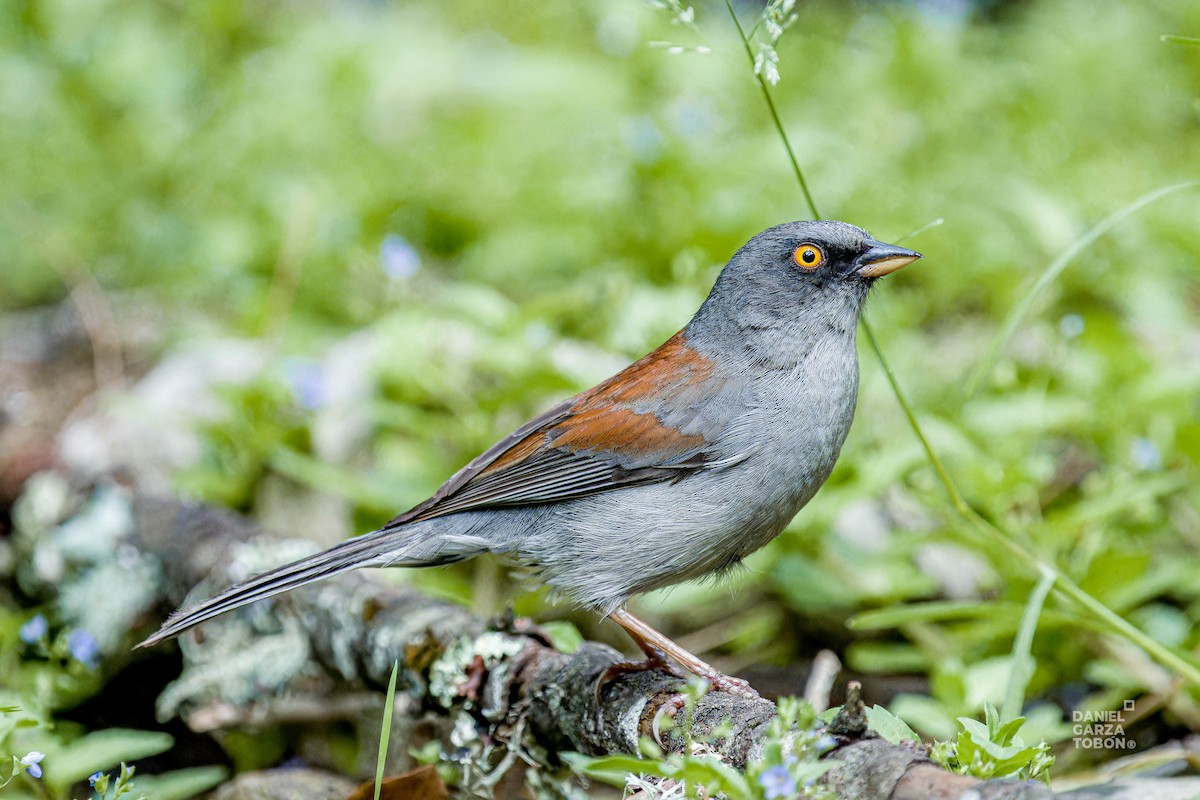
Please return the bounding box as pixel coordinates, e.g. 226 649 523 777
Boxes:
393 330 720 521
474 428 547 477
548 331 713 464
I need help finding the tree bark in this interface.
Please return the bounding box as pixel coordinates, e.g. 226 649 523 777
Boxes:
11 474 1195 798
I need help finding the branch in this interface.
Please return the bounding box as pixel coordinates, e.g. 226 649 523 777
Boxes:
9 473 1191 798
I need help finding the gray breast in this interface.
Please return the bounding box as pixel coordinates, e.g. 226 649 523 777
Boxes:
518 326 861 612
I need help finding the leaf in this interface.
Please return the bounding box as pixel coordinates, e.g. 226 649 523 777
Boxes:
967 181 1200 394
349 765 448 800
817 706 841 724
793 759 839 785
539 620 583 654
849 600 995 630
1002 567 1055 721
373 660 400 800
865 705 921 744
973 736 1035 764
957 717 990 741
845 641 928 674
676 756 753 797
983 703 1001 738
888 694 956 740
126 767 227 800
963 657 1018 711
993 716 1027 748
47 729 174 789
562 752 669 787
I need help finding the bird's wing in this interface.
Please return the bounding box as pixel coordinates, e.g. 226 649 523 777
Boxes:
384 330 741 528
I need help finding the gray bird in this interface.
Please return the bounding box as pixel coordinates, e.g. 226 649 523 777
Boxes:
140 220 920 697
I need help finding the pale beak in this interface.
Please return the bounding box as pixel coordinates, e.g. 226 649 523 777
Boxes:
855 240 922 278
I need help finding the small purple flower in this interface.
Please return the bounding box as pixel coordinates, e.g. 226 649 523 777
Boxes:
89 771 104 786
1130 437 1162 471
380 234 420 280
20 752 45 779
20 614 49 644
283 359 325 410
1059 313 1085 339
67 628 100 668
758 764 796 799
622 116 664 164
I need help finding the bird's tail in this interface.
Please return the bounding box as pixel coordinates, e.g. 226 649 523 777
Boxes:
137 526 449 648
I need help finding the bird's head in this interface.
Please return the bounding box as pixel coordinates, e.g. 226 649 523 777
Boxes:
687 220 921 355
696 220 920 329
738 219 919 294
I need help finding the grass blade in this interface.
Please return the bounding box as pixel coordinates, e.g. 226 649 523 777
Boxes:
722 0 821 220
1001 565 1056 721
374 660 400 800
966 182 1200 395
898 218 944 242
862 319 1200 686
725 3 1200 690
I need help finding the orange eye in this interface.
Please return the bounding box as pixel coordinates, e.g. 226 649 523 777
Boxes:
793 243 825 271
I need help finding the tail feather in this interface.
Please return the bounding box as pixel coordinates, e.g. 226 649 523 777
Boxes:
137 528 420 648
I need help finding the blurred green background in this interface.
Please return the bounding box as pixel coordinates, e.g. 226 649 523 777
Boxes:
3 0 1200 792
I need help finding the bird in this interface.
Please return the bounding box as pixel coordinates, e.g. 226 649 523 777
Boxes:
139 220 920 697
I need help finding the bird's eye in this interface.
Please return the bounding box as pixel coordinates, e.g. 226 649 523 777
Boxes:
793 243 826 271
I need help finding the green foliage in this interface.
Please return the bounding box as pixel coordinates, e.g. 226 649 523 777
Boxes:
4 0 1200 791
374 661 401 800
0 712 177 800
87 763 145 800
44 729 173 791
125 767 228 800
862 705 921 745
177 377 315 510
930 703 1054 783
567 689 836 799
540 620 585 655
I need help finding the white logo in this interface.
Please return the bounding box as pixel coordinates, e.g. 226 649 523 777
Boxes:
1071 700 1137 750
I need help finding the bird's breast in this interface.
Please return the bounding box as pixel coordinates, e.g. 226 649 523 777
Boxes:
717 337 860 531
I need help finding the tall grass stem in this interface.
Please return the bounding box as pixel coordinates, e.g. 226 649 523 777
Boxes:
373 660 400 800
727 2 1200 689
722 0 821 221
966 181 1200 396
1002 565 1056 721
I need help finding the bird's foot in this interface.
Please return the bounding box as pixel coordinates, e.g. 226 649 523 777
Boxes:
646 670 761 740
597 652 686 687
455 654 487 703
605 605 766 703
697 670 761 701
595 651 688 708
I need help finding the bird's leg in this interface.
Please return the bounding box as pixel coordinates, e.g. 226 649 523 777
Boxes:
594 629 685 686
606 606 760 700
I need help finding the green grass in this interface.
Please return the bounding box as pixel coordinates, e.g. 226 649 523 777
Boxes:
4 0 1200 791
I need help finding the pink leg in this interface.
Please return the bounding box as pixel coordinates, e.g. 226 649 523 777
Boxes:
607 606 760 699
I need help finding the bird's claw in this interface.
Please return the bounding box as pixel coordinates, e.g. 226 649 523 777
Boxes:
595 656 687 709
649 673 760 746
703 672 762 700
597 657 685 688
455 654 487 703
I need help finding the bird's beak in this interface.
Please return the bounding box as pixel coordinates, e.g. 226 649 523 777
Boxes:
855 239 922 278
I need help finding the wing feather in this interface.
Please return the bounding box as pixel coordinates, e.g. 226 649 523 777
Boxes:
383 330 738 528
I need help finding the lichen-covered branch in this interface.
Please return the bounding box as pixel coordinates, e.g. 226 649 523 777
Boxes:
4 475 1188 799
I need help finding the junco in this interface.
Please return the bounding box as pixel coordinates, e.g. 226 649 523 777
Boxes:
140 220 920 697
